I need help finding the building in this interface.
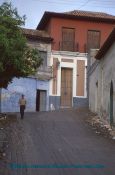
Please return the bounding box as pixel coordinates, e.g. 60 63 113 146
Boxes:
1 29 53 112
37 10 115 109
89 28 115 125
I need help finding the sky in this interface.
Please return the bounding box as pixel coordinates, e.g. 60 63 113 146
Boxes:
0 0 115 29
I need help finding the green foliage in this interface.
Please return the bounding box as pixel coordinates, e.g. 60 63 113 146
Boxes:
0 2 42 88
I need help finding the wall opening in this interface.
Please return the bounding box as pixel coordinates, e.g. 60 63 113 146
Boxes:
95 81 98 112
110 81 113 125
36 90 47 111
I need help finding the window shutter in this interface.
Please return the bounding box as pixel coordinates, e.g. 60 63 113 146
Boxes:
62 28 75 51
87 30 100 52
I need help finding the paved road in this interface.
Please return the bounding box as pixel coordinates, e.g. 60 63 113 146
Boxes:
1 108 115 175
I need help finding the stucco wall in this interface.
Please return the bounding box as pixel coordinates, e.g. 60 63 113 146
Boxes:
49 51 88 109
89 43 115 123
0 38 51 113
1 77 49 112
27 40 51 66
89 63 100 113
49 17 114 52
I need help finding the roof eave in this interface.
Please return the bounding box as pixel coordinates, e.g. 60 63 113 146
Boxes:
37 11 115 30
24 34 53 43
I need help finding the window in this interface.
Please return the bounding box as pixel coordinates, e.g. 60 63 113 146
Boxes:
87 30 101 52
39 51 47 69
61 27 75 51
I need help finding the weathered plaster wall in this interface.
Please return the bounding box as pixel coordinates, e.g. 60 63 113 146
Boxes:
89 62 100 113
1 77 49 112
101 43 115 122
27 40 51 66
89 43 115 123
0 38 52 113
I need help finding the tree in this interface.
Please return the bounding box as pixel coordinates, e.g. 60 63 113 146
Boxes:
0 2 42 88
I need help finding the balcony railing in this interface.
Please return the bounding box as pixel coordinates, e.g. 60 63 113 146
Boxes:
59 42 100 53
59 41 79 52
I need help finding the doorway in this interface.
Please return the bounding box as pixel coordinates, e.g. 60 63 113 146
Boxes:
61 68 73 107
110 81 113 125
36 90 47 111
95 81 98 112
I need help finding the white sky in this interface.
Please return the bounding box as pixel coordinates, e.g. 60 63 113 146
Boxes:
0 0 115 29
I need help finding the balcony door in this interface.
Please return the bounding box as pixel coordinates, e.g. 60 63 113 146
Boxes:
61 28 75 51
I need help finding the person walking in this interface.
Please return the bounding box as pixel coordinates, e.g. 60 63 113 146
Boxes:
19 94 26 119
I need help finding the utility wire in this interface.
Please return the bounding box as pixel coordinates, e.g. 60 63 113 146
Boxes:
34 0 115 5
78 0 92 10
34 0 115 8
34 0 87 5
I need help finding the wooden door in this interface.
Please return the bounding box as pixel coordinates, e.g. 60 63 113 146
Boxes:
76 60 85 96
62 28 75 51
61 68 73 107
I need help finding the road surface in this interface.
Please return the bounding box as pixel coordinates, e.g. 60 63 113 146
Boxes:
1 108 115 175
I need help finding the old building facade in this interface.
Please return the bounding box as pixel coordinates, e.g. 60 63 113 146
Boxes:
1 29 53 112
37 10 115 109
89 28 115 125
1 10 115 112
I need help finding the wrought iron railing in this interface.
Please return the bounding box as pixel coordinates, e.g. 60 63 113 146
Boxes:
59 41 79 52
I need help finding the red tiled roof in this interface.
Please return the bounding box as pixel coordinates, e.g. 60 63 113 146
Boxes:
65 10 115 20
95 28 115 60
22 28 53 42
37 10 115 29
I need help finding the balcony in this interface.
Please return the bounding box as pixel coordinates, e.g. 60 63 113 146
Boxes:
59 41 79 52
59 42 100 53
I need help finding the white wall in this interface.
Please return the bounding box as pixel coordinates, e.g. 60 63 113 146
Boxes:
49 51 87 99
